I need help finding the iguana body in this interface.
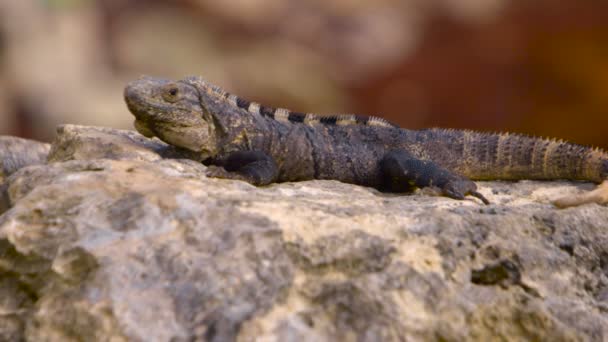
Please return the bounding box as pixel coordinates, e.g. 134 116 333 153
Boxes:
124 76 608 207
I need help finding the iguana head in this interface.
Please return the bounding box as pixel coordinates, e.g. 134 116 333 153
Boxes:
124 76 219 157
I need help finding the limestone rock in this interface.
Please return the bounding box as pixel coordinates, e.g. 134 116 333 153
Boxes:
1 125 607 341
48 124 203 163
0 136 49 183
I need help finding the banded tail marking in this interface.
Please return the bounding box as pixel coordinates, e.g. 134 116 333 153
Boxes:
236 97 250 110
260 105 276 118
193 77 398 128
274 108 291 122
463 130 608 181
336 114 357 125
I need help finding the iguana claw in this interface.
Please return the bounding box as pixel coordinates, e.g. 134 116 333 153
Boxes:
470 191 490 205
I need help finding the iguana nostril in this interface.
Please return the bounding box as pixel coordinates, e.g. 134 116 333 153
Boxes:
124 82 144 105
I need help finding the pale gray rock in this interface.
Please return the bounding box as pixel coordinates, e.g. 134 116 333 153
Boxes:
0 136 49 182
1 125 607 341
48 124 203 163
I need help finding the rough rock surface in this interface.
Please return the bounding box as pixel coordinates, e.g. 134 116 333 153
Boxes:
1 125 608 341
0 136 49 183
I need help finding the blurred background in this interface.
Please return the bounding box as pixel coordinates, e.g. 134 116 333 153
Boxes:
1 0 607 147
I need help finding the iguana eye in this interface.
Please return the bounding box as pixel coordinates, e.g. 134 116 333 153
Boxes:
162 84 180 103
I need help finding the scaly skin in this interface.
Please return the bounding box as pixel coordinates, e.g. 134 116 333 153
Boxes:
124 76 608 207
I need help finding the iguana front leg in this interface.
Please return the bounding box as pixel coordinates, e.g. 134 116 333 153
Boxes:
380 150 489 204
206 150 279 186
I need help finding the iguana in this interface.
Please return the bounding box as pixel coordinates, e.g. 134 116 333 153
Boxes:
123 76 608 207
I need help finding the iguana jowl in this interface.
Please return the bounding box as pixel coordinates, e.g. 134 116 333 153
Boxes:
124 76 608 207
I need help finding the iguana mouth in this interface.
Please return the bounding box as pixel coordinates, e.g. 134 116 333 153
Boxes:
133 120 155 138
125 83 158 138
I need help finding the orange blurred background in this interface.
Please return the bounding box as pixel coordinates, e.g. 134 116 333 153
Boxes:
1 0 607 148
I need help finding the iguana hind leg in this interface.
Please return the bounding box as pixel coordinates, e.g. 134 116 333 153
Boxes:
206 150 279 186
380 150 489 204
553 180 608 208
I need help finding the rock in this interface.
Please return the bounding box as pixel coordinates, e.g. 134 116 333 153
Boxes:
1 125 608 341
48 124 203 163
0 136 49 183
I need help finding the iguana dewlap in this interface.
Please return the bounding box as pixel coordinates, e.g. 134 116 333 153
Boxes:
124 76 608 207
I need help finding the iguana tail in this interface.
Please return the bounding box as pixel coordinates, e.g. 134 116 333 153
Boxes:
427 129 608 182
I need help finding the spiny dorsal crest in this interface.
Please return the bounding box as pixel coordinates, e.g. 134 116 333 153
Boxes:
188 77 398 128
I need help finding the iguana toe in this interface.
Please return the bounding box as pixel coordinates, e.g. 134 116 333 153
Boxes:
470 191 490 205
205 165 248 182
442 180 490 205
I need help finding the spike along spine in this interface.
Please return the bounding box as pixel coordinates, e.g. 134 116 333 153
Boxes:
194 77 608 183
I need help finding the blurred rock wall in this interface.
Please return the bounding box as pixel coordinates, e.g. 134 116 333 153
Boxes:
1 0 607 148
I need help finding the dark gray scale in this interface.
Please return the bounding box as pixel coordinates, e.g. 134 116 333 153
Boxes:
236 97 250 110
355 115 369 125
288 112 306 123
260 106 276 118
515 135 535 168
482 133 500 167
319 116 338 125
